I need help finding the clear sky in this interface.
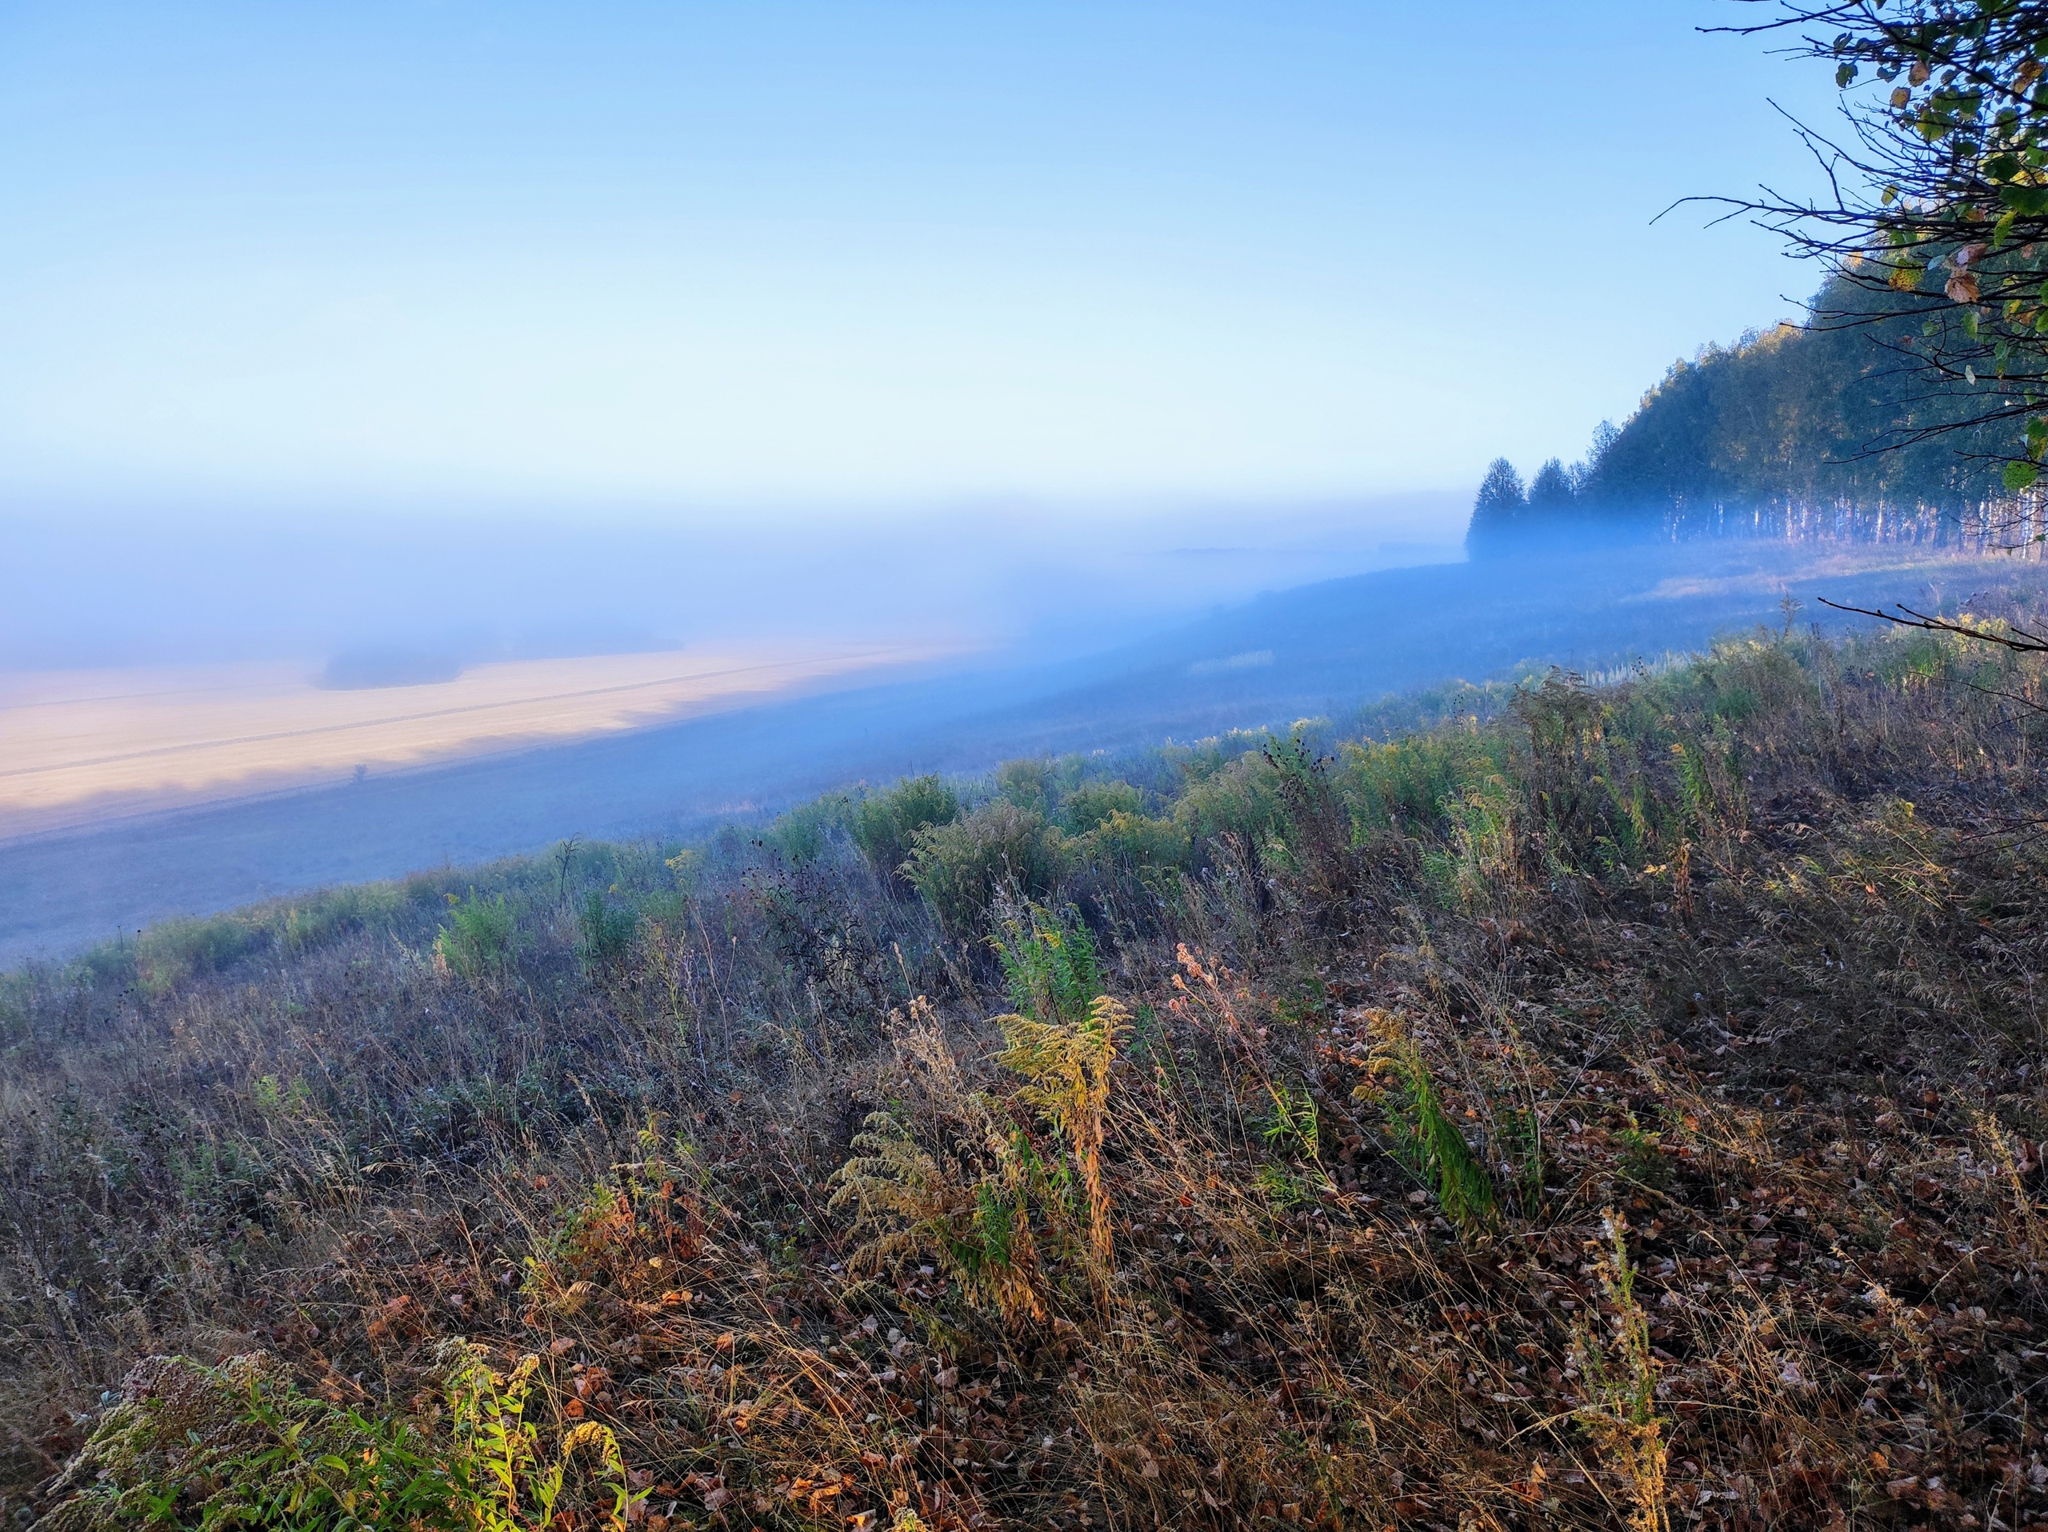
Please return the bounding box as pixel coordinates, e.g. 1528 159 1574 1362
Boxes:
0 0 1844 512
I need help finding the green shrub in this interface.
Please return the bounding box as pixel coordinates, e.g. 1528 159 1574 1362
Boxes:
852 775 961 884
996 758 1055 815
1173 752 1290 851
576 889 639 972
402 870 455 906
1058 778 1144 834
133 915 265 997
763 791 855 865
1164 727 1275 786
993 905 1102 1025
434 892 517 979
0 971 32 1049
1418 776 1520 911
37 1352 460 1530
905 802 1065 935
1072 809 1190 879
68 939 139 994
1336 727 1512 837
39 1348 639 1532
279 882 404 953
660 844 702 892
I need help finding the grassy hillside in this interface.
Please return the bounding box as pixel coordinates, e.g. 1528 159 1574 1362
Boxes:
7 606 2048 1528
2 538 2024 971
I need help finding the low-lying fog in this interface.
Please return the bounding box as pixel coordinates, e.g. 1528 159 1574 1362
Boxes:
3 516 2036 967
1 494 1466 674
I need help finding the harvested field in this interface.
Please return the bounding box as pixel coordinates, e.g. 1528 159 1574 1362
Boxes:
0 642 952 839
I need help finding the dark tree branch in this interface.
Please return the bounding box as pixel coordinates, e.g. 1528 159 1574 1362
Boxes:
1818 596 2048 650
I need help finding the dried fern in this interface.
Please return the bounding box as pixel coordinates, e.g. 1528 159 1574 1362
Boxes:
828 1110 1048 1323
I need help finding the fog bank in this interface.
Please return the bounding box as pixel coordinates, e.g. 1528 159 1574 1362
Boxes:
1 494 1465 673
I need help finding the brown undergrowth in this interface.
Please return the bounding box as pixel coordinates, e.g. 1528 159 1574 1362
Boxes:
5 617 2048 1527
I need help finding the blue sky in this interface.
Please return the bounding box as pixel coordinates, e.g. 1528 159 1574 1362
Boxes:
0 0 1845 514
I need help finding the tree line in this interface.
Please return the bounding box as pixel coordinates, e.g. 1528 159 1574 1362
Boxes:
1467 0 2048 561
1465 266 2048 556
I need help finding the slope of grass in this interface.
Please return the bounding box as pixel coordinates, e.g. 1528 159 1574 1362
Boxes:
6 536 2024 976
5 613 2048 1528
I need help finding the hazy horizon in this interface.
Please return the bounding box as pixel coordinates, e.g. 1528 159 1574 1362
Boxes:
1 490 1467 670
0 0 1911 890
1 0 1840 518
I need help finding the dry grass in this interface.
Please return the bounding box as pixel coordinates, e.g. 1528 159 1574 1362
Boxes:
0 642 951 839
1624 542 2040 605
6 613 2048 1528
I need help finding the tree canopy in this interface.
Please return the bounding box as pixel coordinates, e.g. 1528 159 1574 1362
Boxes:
1465 267 2022 553
1465 3 2048 553
1465 457 1529 553
1713 1 2048 493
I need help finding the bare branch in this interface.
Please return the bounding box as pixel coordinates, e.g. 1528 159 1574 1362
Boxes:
1818 597 2048 651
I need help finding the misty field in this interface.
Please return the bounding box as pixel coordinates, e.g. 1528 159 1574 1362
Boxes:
0 643 950 840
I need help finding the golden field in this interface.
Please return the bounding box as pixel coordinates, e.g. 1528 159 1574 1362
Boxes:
0 641 948 839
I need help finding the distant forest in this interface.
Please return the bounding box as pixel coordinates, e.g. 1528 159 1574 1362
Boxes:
1470 268 2042 553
